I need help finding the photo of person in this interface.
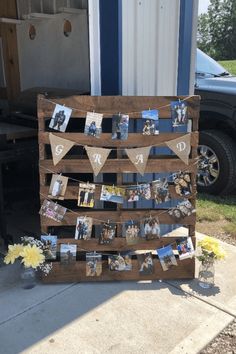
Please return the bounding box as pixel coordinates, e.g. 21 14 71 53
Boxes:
144 216 160 240
152 178 171 204
84 112 103 138
137 252 153 275
108 253 132 271
99 222 116 244
112 114 129 140
86 252 102 276
126 185 140 202
124 221 140 245
142 109 159 135
49 104 72 132
41 235 57 260
48 174 69 200
178 200 195 217
139 183 152 200
173 172 192 197
78 183 95 208
176 237 195 260
100 185 125 204
75 216 93 240
39 199 67 222
60 244 77 265
157 245 177 271
171 101 188 127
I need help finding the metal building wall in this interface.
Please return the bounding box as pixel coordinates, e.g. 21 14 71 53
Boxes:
122 0 180 96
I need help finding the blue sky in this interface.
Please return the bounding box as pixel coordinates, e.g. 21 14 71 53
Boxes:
198 0 210 14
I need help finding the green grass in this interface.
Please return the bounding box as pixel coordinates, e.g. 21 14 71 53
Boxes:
218 60 236 75
196 194 236 224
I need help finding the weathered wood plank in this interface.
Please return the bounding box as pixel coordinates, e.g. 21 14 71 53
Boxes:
39 131 199 148
42 258 195 283
55 236 196 251
38 95 200 119
39 158 198 174
40 210 196 226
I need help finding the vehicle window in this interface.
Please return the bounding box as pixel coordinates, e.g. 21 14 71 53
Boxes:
196 49 227 75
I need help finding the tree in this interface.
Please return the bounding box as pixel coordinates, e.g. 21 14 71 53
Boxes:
198 0 236 60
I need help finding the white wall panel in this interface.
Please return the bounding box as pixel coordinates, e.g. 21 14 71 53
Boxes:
122 0 180 95
17 12 90 91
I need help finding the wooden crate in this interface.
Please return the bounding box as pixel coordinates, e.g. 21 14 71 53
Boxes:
38 95 200 283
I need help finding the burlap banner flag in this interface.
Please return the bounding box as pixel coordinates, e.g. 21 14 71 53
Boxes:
125 146 152 175
49 133 75 166
166 133 191 165
85 146 111 176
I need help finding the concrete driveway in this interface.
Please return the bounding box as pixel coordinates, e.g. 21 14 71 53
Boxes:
0 231 235 354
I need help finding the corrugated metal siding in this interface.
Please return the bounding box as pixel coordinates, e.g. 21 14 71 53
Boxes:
122 0 180 95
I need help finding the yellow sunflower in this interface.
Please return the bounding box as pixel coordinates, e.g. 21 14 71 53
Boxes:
4 244 24 264
20 244 45 268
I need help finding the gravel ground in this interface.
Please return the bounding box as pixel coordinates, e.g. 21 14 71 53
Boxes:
196 224 236 353
200 320 236 354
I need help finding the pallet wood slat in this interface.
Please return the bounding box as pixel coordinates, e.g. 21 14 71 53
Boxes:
40 158 198 173
38 95 199 283
42 258 195 283
39 131 199 147
55 237 196 251
40 210 196 226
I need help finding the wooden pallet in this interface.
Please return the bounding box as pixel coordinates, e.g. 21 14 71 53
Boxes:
38 95 200 283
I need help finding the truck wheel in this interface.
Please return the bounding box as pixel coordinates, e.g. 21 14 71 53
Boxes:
197 130 236 195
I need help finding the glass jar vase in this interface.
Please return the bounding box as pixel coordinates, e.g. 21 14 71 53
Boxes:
198 259 215 289
20 266 36 289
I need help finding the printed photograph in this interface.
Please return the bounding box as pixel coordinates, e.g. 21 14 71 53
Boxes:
126 185 140 202
75 216 93 240
108 253 132 271
41 235 57 260
124 221 140 245
173 172 192 197
171 101 188 127
78 183 95 208
142 109 159 135
84 112 103 138
139 183 152 200
176 237 195 260
178 200 195 217
126 183 151 202
39 199 67 222
112 114 129 140
99 222 116 244
100 185 125 204
152 178 171 204
48 174 69 200
137 252 153 275
86 252 102 277
60 244 77 264
49 104 72 132
144 216 160 240
157 245 177 271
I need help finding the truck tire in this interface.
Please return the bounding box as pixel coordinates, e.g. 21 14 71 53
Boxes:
197 130 236 195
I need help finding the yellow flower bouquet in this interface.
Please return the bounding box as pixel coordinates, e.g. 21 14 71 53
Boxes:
4 237 52 276
197 236 226 262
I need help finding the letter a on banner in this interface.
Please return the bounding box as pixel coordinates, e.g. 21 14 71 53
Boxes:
125 146 152 175
85 146 111 176
166 133 191 165
49 133 75 165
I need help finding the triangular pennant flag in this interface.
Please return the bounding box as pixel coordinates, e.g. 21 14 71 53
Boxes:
49 133 75 165
125 146 151 175
166 133 191 165
85 146 111 176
